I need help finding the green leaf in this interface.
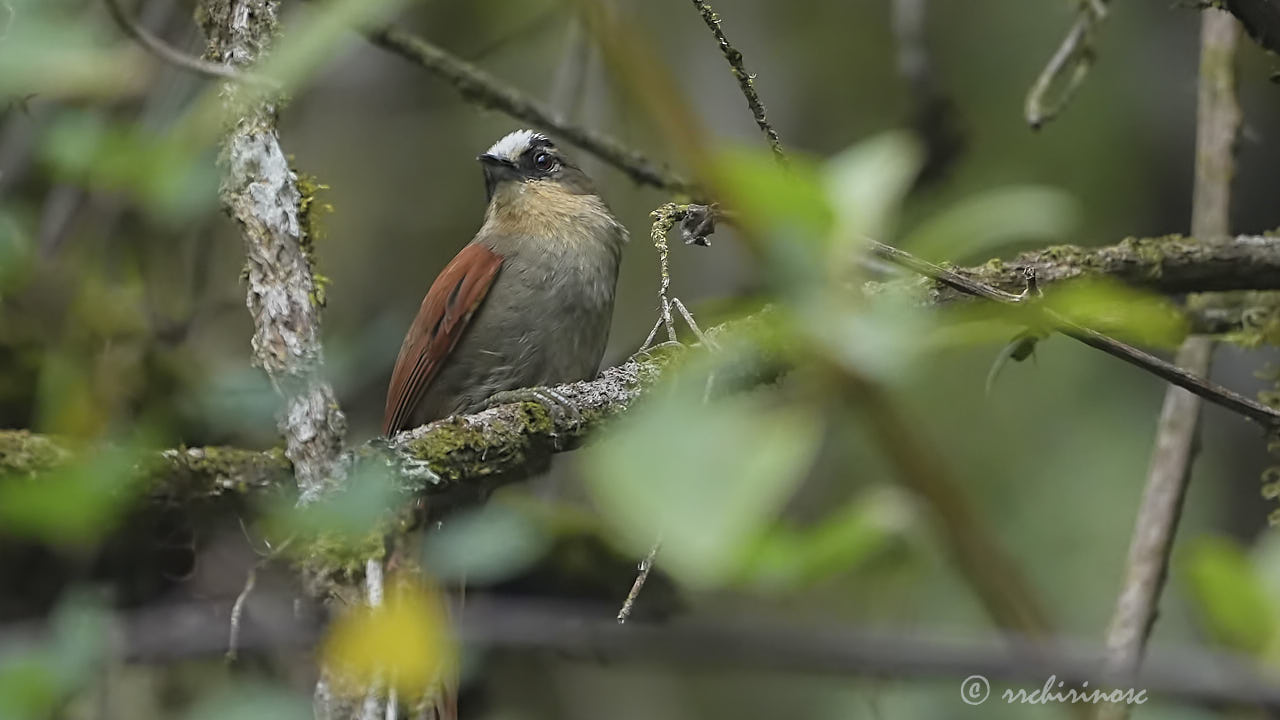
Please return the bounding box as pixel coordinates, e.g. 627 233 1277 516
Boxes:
0 442 147 545
800 293 935 385
1183 536 1277 655
709 148 833 259
0 658 59 720
256 0 407 92
0 592 107 720
267 461 400 542
581 365 822 590
903 185 1080 262
1044 279 1188 348
822 130 923 242
421 502 549 584
741 485 917 591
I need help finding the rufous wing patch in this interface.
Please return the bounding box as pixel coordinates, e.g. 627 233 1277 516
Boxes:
382 243 504 436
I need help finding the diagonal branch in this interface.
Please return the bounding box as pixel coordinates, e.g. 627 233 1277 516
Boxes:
688 0 785 162
363 25 692 193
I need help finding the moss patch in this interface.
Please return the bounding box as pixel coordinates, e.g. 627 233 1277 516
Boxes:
0 430 71 475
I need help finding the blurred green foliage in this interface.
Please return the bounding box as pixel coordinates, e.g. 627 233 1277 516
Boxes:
0 594 107 720
1183 535 1280 659
0 0 1276 718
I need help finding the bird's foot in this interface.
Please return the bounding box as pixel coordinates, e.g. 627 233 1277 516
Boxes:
640 297 716 351
481 387 582 430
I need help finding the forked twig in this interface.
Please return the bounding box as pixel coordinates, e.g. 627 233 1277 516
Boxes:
1025 1 1108 129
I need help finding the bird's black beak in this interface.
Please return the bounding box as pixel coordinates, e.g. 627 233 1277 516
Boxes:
478 154 519 201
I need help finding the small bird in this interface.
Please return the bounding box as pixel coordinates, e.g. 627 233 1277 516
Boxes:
383 130 628 436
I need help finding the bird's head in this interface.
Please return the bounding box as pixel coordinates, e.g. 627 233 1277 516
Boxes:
477 129 595 203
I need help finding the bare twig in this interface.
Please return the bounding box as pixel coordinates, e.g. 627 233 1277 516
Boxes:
102 0 268 85
644 203 682 348
1025 1 1108 129
226 565 257 663
363 26 691 193
616 538 662 624
688 0 785 162
1097 11 1242 720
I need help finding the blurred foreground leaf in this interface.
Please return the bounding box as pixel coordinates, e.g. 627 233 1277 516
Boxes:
741 485 918 592
903 185 1080 262
41 111 218 222
0 592 107 720
800 294 936 385
823 130 922 243
322 580 456 698
0 439 150 545
265 460 401 543
582 361 822 590
1044 279 1188 348
422 501 549 585
1183 536 1278 657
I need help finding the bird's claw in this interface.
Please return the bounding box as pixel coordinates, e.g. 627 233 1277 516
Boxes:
482 387 582 430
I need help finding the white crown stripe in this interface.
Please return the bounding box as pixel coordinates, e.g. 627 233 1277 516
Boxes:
485 129 549 162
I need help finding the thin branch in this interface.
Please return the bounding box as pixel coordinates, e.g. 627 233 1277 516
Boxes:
1098 11 1242 720
226 566 256 663
688 0 785 162
12 596 1280 710
868 239 1280 428
616 539 661 624
1025 1 1108 129
102 0 267 85
363 26 691 193
644 203 682 348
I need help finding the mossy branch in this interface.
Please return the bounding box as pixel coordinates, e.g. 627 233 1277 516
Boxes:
0 331 734 504
7 233 1280 498
870 234 1280 304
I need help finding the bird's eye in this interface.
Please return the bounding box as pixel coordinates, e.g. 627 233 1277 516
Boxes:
533 152 555 171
